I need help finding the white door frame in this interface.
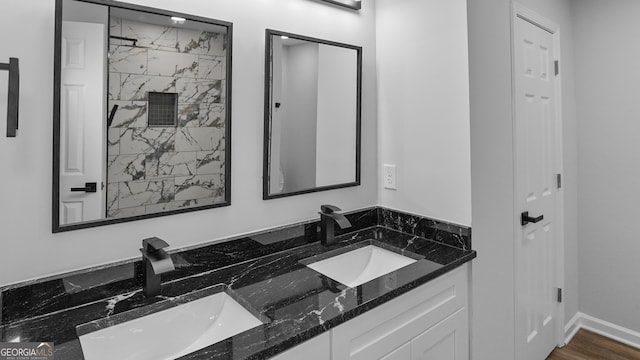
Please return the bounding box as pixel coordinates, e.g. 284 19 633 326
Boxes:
510 1 566 349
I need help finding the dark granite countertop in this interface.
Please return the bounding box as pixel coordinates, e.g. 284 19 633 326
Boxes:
0 207 476 360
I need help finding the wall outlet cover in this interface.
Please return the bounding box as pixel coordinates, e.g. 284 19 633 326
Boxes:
384 164 397 190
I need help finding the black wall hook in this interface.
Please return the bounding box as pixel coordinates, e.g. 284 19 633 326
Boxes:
0 57 19 137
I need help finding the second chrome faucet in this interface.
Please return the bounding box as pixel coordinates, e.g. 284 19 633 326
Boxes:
319 204 352 246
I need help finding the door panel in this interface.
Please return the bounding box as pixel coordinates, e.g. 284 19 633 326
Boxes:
514 15 558 360
59 21 105 225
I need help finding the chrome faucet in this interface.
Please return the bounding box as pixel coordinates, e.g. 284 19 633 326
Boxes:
319 205 352 246
140 237 175 297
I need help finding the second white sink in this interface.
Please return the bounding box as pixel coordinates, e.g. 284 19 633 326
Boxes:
78 286 265 360
305 245 418 288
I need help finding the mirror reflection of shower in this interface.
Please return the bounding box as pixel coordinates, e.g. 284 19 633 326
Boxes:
56 0 231 230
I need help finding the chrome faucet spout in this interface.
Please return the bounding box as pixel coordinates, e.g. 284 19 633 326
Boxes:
140 237 175 297
319 204 352 246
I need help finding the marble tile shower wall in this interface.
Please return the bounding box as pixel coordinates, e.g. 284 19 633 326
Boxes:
107 17 227 218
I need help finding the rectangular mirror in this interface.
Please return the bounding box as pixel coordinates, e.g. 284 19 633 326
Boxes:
53 0 232 232
263 30 362 199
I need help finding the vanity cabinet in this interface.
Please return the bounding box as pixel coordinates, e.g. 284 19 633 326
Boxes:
331 264 468 360
270 265 469 360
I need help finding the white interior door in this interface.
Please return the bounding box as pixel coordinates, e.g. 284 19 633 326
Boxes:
59 21 105 225
513 12 560 360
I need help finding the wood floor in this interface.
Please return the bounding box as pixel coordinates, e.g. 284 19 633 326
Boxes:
547 329 640 359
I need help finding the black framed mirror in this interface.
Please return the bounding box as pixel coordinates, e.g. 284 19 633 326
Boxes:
53 0 232 232
263 29 362 200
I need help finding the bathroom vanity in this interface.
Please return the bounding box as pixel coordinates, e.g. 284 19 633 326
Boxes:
0 207 475 359
272 265 468 360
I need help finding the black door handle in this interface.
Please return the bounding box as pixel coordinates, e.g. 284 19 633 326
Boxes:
0 58 19 137
521 211 544 226
70 182 97 193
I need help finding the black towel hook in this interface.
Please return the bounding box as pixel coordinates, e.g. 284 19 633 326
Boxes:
0 57 19 137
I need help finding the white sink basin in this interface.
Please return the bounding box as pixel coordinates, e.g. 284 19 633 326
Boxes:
78 287 264 360
305 245 418 288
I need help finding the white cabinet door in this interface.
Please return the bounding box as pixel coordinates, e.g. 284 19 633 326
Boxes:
331 265 468 360
380 342 411 360
411 308 468 360
269 332 330 360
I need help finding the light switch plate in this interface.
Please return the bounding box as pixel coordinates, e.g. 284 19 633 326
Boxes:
384 164 396 190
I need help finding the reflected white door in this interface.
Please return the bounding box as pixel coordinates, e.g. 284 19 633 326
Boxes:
513 13 560 360
59 21 105 225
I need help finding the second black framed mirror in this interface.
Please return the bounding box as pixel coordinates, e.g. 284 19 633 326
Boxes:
263 29 362 200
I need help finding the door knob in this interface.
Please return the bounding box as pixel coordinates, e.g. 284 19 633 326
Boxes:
70 182 97 193
521 211 544 226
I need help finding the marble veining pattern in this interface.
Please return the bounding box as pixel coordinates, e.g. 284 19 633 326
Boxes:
107 154 146 182
147 50 199 78
198 57 226 80
106 16 228 216
108 100 148 128
175 127 222 152
118 179 175 209
116 74 177 101
378 207 472 250
177 29 226 56
179 103 225 128
176 78 222 104
174 174 225 201
196 150 223 174
145 152 197 178
107 128 120 155
108 45 147 74
121 19 177 52
118 128 175 155
106 183 118 213
0 207 475 360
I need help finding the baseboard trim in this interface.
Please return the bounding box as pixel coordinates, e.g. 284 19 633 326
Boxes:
563 312 581 345
564 312 640 350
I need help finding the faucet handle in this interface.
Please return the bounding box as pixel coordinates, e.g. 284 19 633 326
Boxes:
320 204 341 214
142 237 170 252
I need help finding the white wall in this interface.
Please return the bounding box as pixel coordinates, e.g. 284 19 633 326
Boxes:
572 0 640 333
376 0 472 227
0 0 377 286
467 0 577 358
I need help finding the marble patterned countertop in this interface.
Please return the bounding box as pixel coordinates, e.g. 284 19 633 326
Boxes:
0 207 476 359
